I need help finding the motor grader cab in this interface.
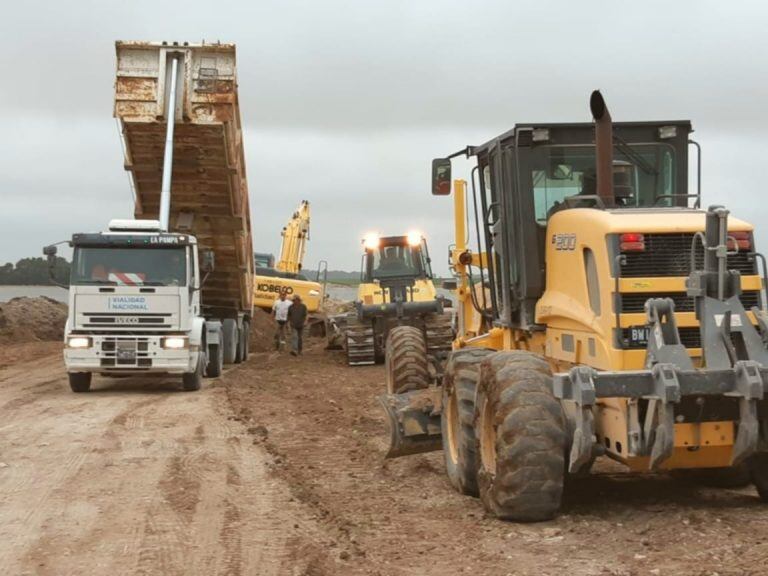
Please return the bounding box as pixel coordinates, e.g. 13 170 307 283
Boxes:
380 90 768 521
342 233 453 378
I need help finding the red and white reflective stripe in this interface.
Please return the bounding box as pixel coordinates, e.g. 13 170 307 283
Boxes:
108 272 146 286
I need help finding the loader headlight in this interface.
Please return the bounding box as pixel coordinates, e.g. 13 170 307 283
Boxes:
67 336 92 349
162 336 187 349
407 231 422 246
363 233 380 250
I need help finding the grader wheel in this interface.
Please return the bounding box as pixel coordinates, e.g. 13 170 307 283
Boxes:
385 326 430 394
441 348 494 496
474 351 566 522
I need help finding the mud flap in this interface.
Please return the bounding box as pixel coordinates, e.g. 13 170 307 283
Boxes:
378 388 443 458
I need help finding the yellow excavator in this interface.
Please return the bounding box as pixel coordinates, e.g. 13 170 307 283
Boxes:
380 91 768 521
253 200 326 313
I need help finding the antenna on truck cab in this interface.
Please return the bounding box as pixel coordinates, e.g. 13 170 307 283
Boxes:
159 54 181 232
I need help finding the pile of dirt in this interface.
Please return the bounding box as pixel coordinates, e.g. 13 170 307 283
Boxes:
323 297 353 315
249 308 277 352
0 297 67 344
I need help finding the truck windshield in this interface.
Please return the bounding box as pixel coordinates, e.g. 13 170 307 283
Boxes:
369 244 425 280
71 247 187 286
531 143 677 222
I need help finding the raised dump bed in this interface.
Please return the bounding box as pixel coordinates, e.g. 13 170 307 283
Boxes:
114 40 253 317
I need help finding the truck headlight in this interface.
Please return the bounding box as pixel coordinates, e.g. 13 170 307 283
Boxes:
67 336 92 349
162 337 187 349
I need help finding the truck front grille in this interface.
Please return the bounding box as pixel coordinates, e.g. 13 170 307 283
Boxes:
99 336 152 368
619 233 756 278
83 313 173 328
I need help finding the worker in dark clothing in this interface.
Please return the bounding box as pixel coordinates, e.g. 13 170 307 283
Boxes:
287 295 308 356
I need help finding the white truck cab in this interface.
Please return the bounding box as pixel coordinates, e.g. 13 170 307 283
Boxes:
47 219 224 392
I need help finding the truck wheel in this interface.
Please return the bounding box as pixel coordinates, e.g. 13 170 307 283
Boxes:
222 319 238 364
183 353 204 391
206 343 223 378
241 320 250 361
750 454 768 501
385 326 430 394
441 348 494 496
474 351 566 521
68 372 92 393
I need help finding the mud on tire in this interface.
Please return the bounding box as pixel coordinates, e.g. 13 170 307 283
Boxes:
385 326 430 394
474 351 566 521
441 348 494 496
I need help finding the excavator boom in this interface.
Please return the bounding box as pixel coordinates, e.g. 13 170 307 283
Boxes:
276 200 311 274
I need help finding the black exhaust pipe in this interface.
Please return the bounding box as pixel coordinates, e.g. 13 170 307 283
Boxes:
590 90 614 205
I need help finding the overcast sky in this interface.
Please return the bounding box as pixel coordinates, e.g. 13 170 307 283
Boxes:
2 0 767 274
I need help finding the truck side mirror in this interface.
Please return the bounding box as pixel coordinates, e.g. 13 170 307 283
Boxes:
43 244 58 265
442 278 458 290
432 158 452 196
201 250 215 273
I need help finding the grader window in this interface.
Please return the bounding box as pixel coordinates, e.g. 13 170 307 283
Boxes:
532 143 677 221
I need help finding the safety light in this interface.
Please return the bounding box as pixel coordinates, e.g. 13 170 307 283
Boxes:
406 231 422 246
67 336 91 349
363 233 380 250
162 336 187 350
619 233 645 252
728 231 752 251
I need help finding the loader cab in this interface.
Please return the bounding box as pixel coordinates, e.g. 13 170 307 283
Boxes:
439 120 694 330
361 234 434 284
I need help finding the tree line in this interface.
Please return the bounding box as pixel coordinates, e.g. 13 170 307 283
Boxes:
0 257 70 285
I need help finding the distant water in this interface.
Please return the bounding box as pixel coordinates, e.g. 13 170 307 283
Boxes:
0 286 68 303
0 284 453 305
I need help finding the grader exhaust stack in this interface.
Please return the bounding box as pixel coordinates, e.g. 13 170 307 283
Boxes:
590 89 614 204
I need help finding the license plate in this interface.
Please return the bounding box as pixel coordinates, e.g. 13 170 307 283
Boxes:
117 342 136 361
627 325 650 346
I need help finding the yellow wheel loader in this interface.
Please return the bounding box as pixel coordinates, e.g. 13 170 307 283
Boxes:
380 90 768 520
339 233 453 385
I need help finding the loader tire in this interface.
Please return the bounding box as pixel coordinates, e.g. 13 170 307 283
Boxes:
385 326 430 394
474 351 566 522
441 348 494 496
750 454 768 501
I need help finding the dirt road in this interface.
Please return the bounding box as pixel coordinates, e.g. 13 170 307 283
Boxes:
2 336 768 576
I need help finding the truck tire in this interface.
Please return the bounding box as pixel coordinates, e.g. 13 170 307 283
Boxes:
474 351 566 521
750 454 768 501
206 343 223 378
68 372 92 393
241 320 250 361
441 348 494 496
182 353 204 391
222 319 238 364
385 326 430 394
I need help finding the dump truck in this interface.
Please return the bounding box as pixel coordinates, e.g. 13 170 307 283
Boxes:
253 200 326 314
45 40 253 392
339 233 453 381
380 91 768 520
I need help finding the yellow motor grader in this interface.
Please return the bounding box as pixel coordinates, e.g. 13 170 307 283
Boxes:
380 91 768 521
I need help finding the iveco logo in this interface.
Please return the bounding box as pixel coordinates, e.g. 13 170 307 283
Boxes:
115 317 140 324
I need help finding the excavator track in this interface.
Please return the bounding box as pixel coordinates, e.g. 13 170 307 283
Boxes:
345 314 376 366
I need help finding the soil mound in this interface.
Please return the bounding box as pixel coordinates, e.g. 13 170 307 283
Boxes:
250 308 277 352
0 297 68 343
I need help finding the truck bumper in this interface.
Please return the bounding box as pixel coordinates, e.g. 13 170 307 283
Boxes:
64 334 200 375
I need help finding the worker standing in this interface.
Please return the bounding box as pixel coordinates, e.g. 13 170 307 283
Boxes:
271 291 292 350
287 294 308 356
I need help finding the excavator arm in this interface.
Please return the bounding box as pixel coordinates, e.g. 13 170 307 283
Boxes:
275 200 311 275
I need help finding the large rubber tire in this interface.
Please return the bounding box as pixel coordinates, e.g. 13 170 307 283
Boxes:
750 454 768 501
241 320 250 361
441 348 494 496
182 353 204 392
385 326 430 394
205 343 223 378
474 351 566 522
68 372 92 393
222 319 238 365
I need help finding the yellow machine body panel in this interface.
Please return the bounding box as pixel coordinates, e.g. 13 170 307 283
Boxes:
253 274 322 313
357 278 437 306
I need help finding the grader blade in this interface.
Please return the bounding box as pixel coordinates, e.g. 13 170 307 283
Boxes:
379 388 443 458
